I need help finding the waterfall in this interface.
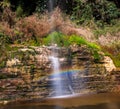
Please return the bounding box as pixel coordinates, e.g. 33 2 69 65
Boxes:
49 55 63 96
48 0 74 97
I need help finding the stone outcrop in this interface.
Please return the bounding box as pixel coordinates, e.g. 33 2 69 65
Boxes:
0 45 119 103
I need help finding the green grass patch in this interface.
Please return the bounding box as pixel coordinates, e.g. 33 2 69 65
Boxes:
43 32 101 50
69 35 101 50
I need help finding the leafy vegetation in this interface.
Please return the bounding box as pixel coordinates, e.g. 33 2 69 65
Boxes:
69 35 101 50
71 0 120 25
94 20 120 37
43 31 100 49
43 32 67 46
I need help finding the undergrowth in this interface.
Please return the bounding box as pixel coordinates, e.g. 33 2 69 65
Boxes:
93 19 120 38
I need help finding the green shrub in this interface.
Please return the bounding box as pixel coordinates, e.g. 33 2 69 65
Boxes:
16 5 23 17
43 31 69 46
71 0 120 25
94 20 120 37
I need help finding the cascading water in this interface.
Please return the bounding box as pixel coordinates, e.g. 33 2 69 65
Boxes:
49 55 63 96
48 0 63 97
48 0 74 98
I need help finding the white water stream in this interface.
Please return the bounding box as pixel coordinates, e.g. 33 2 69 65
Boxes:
49 56 63 96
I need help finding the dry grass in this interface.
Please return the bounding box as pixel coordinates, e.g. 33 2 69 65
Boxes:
16 14 50 39
0 22 15 37
0 7 94 43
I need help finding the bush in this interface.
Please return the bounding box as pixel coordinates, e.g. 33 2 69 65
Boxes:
71 0 120 25
43 31 69 46
15 14 50 42
16 5 23 17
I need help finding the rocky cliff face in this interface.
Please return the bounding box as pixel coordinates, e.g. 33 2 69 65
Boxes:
0 45 119 103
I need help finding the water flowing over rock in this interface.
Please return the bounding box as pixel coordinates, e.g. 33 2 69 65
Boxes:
0 45 119 104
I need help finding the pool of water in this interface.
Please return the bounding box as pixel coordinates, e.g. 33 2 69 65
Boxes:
1 93 120 109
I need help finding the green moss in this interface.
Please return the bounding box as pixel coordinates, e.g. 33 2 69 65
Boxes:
87 43 101 50
69 35 87 45
69 35 101 52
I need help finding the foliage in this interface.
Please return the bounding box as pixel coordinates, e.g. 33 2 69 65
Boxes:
0 33 12 67
14 14 50 43
94 19 120 37
16 5 23 17
0 33 12 44
69 35 100 50
43 31 68 46
35 0 47 13
0 0 119 25
71 0 120 25
43 31 101 49
69 35 87 45
0 8 71 44
22 39 40 46
0 0 11 9
71 0 93 24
